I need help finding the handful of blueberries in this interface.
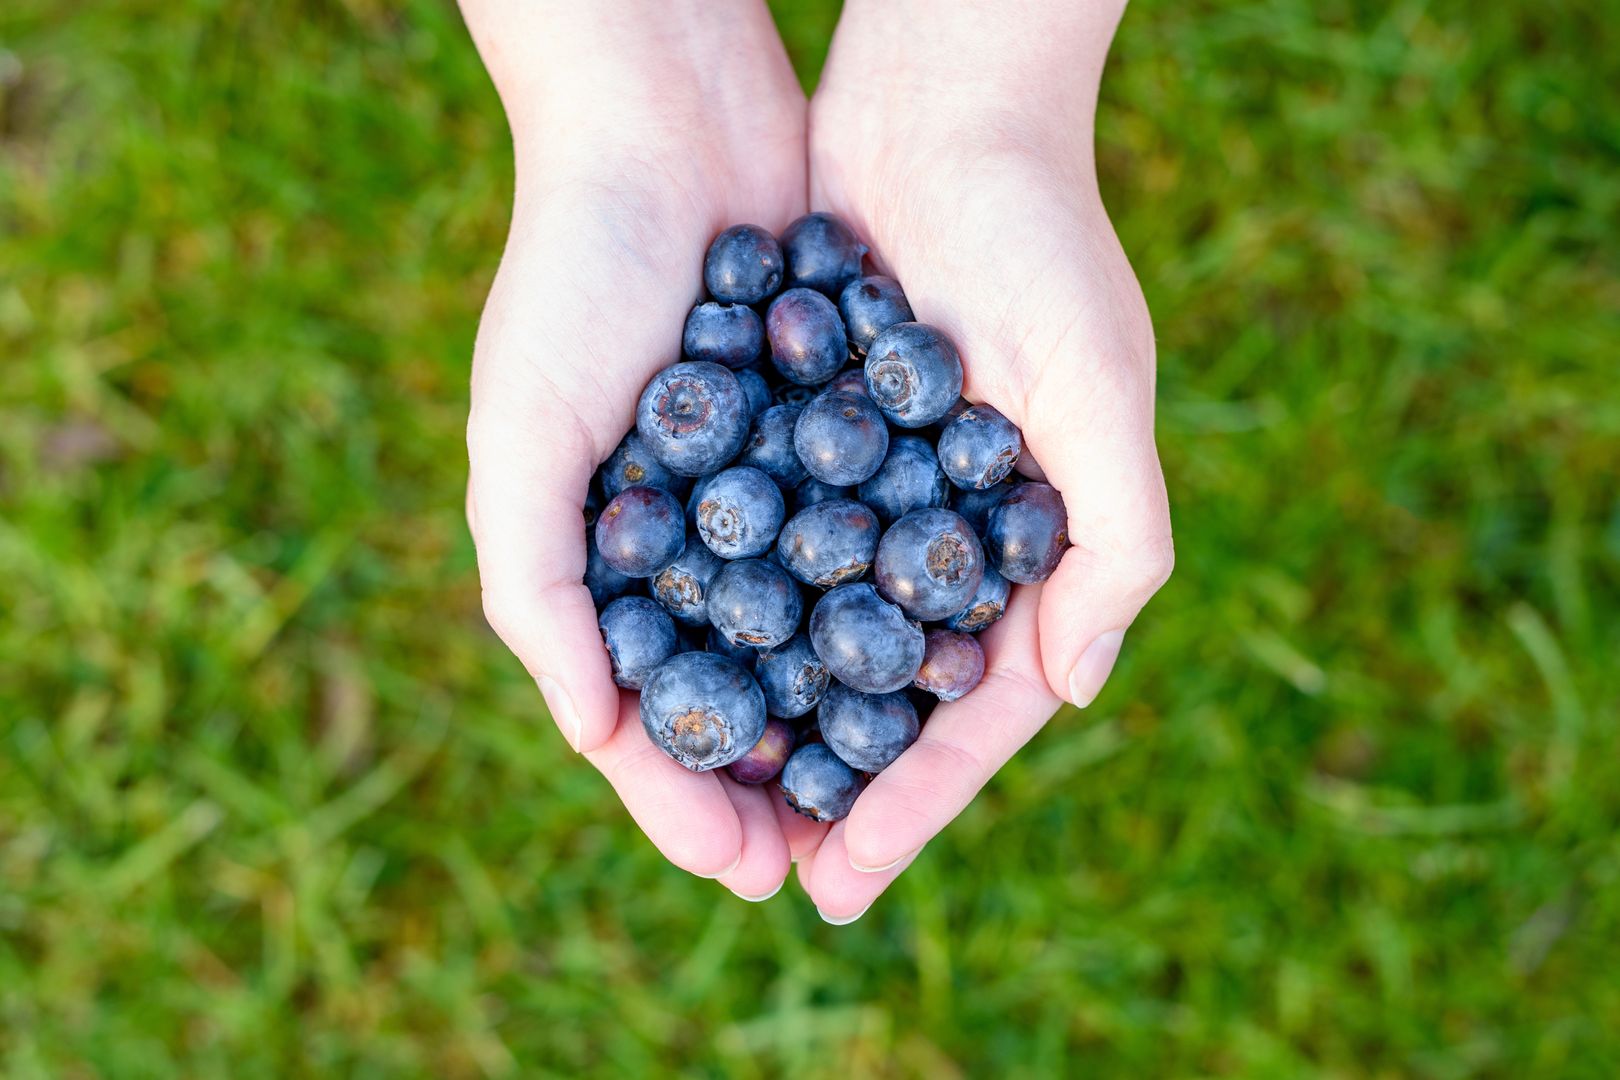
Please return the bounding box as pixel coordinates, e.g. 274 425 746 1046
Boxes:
586 213 1069 823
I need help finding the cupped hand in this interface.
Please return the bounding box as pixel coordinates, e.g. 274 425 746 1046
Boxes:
461 4 825 897
798 3 1174 919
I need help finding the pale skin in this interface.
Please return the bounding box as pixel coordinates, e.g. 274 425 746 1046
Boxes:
459 0 1173 918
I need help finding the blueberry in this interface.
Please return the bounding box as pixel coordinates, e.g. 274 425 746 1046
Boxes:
779 212 867 296
838 275 913 355
944 565 1011 633
694 466 785 560
706 625 758 672
726 717 796 784
864 322 964 428
753 632 830 718
776 499 880 588
707 558 803 649
597 596 679 689
703 224 783 305
873 508 985 621
635 362 751 477
913 629 986 702
951 478 1016 537
584 531 634 608
651 538 725 626
600 430 689 500
824 368 869 396
793 390 889 486
937 404 1022 490
640 652 767 771
808 583 925 694
985 482 1070 584
736 367 773 421
792 476 852 511
595 486 686 578
682 301 764 369
766 288 847 386
857 434 949 524
779 743 862 822
818 682 920 773
737 403 809 487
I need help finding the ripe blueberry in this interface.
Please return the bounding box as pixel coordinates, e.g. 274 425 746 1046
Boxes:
635 361 751 477
779 212 867 296
737 403 809 487
595 485 686 578
944 565 1011 633
985 482 1070 584
873 508 985 622
818 682 920 773
858 434 949 524
779 743 862 822
808 583 925 694
775 498 880 588
913 629 986 702
703 224 783 305
865 322 964 428
640 652 767 771
766 288 847 386
753 633 830 719
682 301 764 369
793 390 889 486
651 538 725 626
695 466 785 560
838 274 913 355
707 558 803 649
597 596 679 689
937 404 1022 490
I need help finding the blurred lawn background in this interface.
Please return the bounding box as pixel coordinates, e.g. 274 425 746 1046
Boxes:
3 0 1618 1075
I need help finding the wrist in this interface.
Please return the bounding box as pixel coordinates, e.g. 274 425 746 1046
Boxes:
462 1 804 179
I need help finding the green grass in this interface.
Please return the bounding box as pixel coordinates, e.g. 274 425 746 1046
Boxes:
3 0 1618 1074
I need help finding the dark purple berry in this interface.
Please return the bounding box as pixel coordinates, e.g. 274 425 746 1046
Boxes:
736 367 772 421
914 629 986 702
858 434 949 524
584 531 634 608
704 224 783 305
597 596 679 689
682 301 764 369
640 652 766 771
635 362 751 477
794 390 889 486
808 583 925 694
792 476 852 511
873 508 985 621
779 743 862 822
726 718 796 784
737 403 809 487
937 404 1022 490
838 274 912 355
707 558 803 649
776 499 880 588
985 482 1070 584
780 212 867 296
818 682 920 773
944 566 1011 633
865 322 964 428
766 288 847 386
824 368 869 396
951 479 1016 537
595 486 686 578
694 466 785 560
753 633 830 719
651 539 725 626
600 431 689 500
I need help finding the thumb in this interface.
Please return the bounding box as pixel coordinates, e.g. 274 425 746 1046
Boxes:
467 376 621 753
1025 357 1174 708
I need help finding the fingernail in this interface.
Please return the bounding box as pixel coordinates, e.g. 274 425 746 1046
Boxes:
537 676 582 751
817 904 871 926
850 851 912 874
696 852 743 880
730 881 783 903
1068 630 1125 707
